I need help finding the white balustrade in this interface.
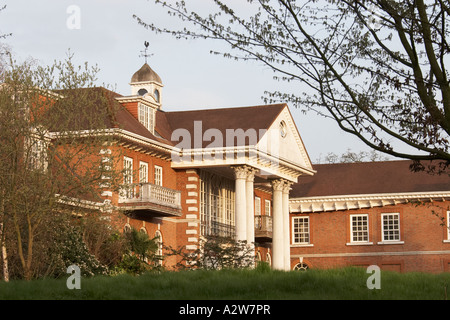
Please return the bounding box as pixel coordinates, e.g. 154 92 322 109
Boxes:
119 183 181 209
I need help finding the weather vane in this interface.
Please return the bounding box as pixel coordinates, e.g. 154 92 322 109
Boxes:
140 41 153 64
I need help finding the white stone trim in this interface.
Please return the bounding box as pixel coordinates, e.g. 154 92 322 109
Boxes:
290 191 450 213
292 250 450 259
171 145 315 182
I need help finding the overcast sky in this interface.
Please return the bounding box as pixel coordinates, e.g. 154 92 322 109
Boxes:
0 0 375 163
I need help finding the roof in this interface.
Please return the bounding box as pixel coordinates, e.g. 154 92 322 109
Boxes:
49 88 288 150
50 87 168 144
291 160 450 198
131 63 162 84
157 104 287 148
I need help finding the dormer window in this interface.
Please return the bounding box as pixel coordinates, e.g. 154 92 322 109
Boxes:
138 103 155 134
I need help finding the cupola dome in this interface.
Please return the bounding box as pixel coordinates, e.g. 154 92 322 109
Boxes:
130 63 164 106
131 63 162 85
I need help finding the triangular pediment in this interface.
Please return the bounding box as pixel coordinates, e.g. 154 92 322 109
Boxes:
256 106 313 174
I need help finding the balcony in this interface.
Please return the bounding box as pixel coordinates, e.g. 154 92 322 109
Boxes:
119 183 182 217
255 215 273 242
201 219 236 239
200 216 273 241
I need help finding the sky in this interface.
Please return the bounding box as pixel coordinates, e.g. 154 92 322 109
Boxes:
0 0 375 164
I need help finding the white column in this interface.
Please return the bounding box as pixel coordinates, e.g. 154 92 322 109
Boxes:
271 179 285 271
282 182 292 271
233 166 248 242
246 167 257 267
246 168 257 245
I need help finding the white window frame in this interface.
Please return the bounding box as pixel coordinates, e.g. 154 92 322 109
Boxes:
266 252 271 266
445 211 450 243
348 214 372 245
27 135 49 171
265 200 271 216
292 216 311 246
139 161 148 183
255 197 261 216
154 165 163 186
379 213 403 244
199 170 235 238
123 157 134 199
155 230 163 266
138 103 155 133
123 157 133 184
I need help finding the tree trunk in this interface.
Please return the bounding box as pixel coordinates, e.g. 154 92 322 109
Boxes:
0 223 9 282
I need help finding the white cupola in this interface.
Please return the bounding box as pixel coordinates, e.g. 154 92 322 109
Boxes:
130 63 163 107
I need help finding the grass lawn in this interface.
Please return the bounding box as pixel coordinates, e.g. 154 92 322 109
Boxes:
0 267 449 300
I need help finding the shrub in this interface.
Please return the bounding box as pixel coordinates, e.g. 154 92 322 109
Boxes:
50 220 108 278
112 228 160 275
165 235 256 270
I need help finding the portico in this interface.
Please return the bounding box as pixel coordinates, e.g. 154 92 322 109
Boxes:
231 165 297 270
169 104 315 270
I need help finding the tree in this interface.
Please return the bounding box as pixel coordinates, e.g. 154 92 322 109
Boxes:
165 236 256 270
113 228 160 275
0 4 11 41
316 148 390 164
136 0 450 173
0 52 123 280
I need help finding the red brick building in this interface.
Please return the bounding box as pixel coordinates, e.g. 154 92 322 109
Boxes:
46 62 450 273
290 161 450 273
88 63 315 270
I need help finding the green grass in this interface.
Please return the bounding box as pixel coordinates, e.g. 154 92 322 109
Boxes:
1 267 450 300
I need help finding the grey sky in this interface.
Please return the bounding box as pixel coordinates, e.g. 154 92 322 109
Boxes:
0 0 372 163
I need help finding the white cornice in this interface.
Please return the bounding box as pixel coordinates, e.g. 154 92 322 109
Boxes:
115 96 161 108
170 146 315 182
0 83 65 100
290 191 450 213
48 127 315 181
129 80 164 88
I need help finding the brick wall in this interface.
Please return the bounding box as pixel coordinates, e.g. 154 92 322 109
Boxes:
290 201 450 273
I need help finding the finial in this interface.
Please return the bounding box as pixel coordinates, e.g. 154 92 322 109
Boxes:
140 41 153 64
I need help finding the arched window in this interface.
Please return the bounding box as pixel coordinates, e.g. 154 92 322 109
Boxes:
279 121 287 138
155 230 163 266
266 252 272 267
123 223 131 233
293 262 309 271
138 88 148 96
154 89 160 103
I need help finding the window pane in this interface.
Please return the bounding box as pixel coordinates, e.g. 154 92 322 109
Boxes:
351 215 368 242
293 217 310 244
382 214 400 241
255 197 261 215
154 166 162 186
